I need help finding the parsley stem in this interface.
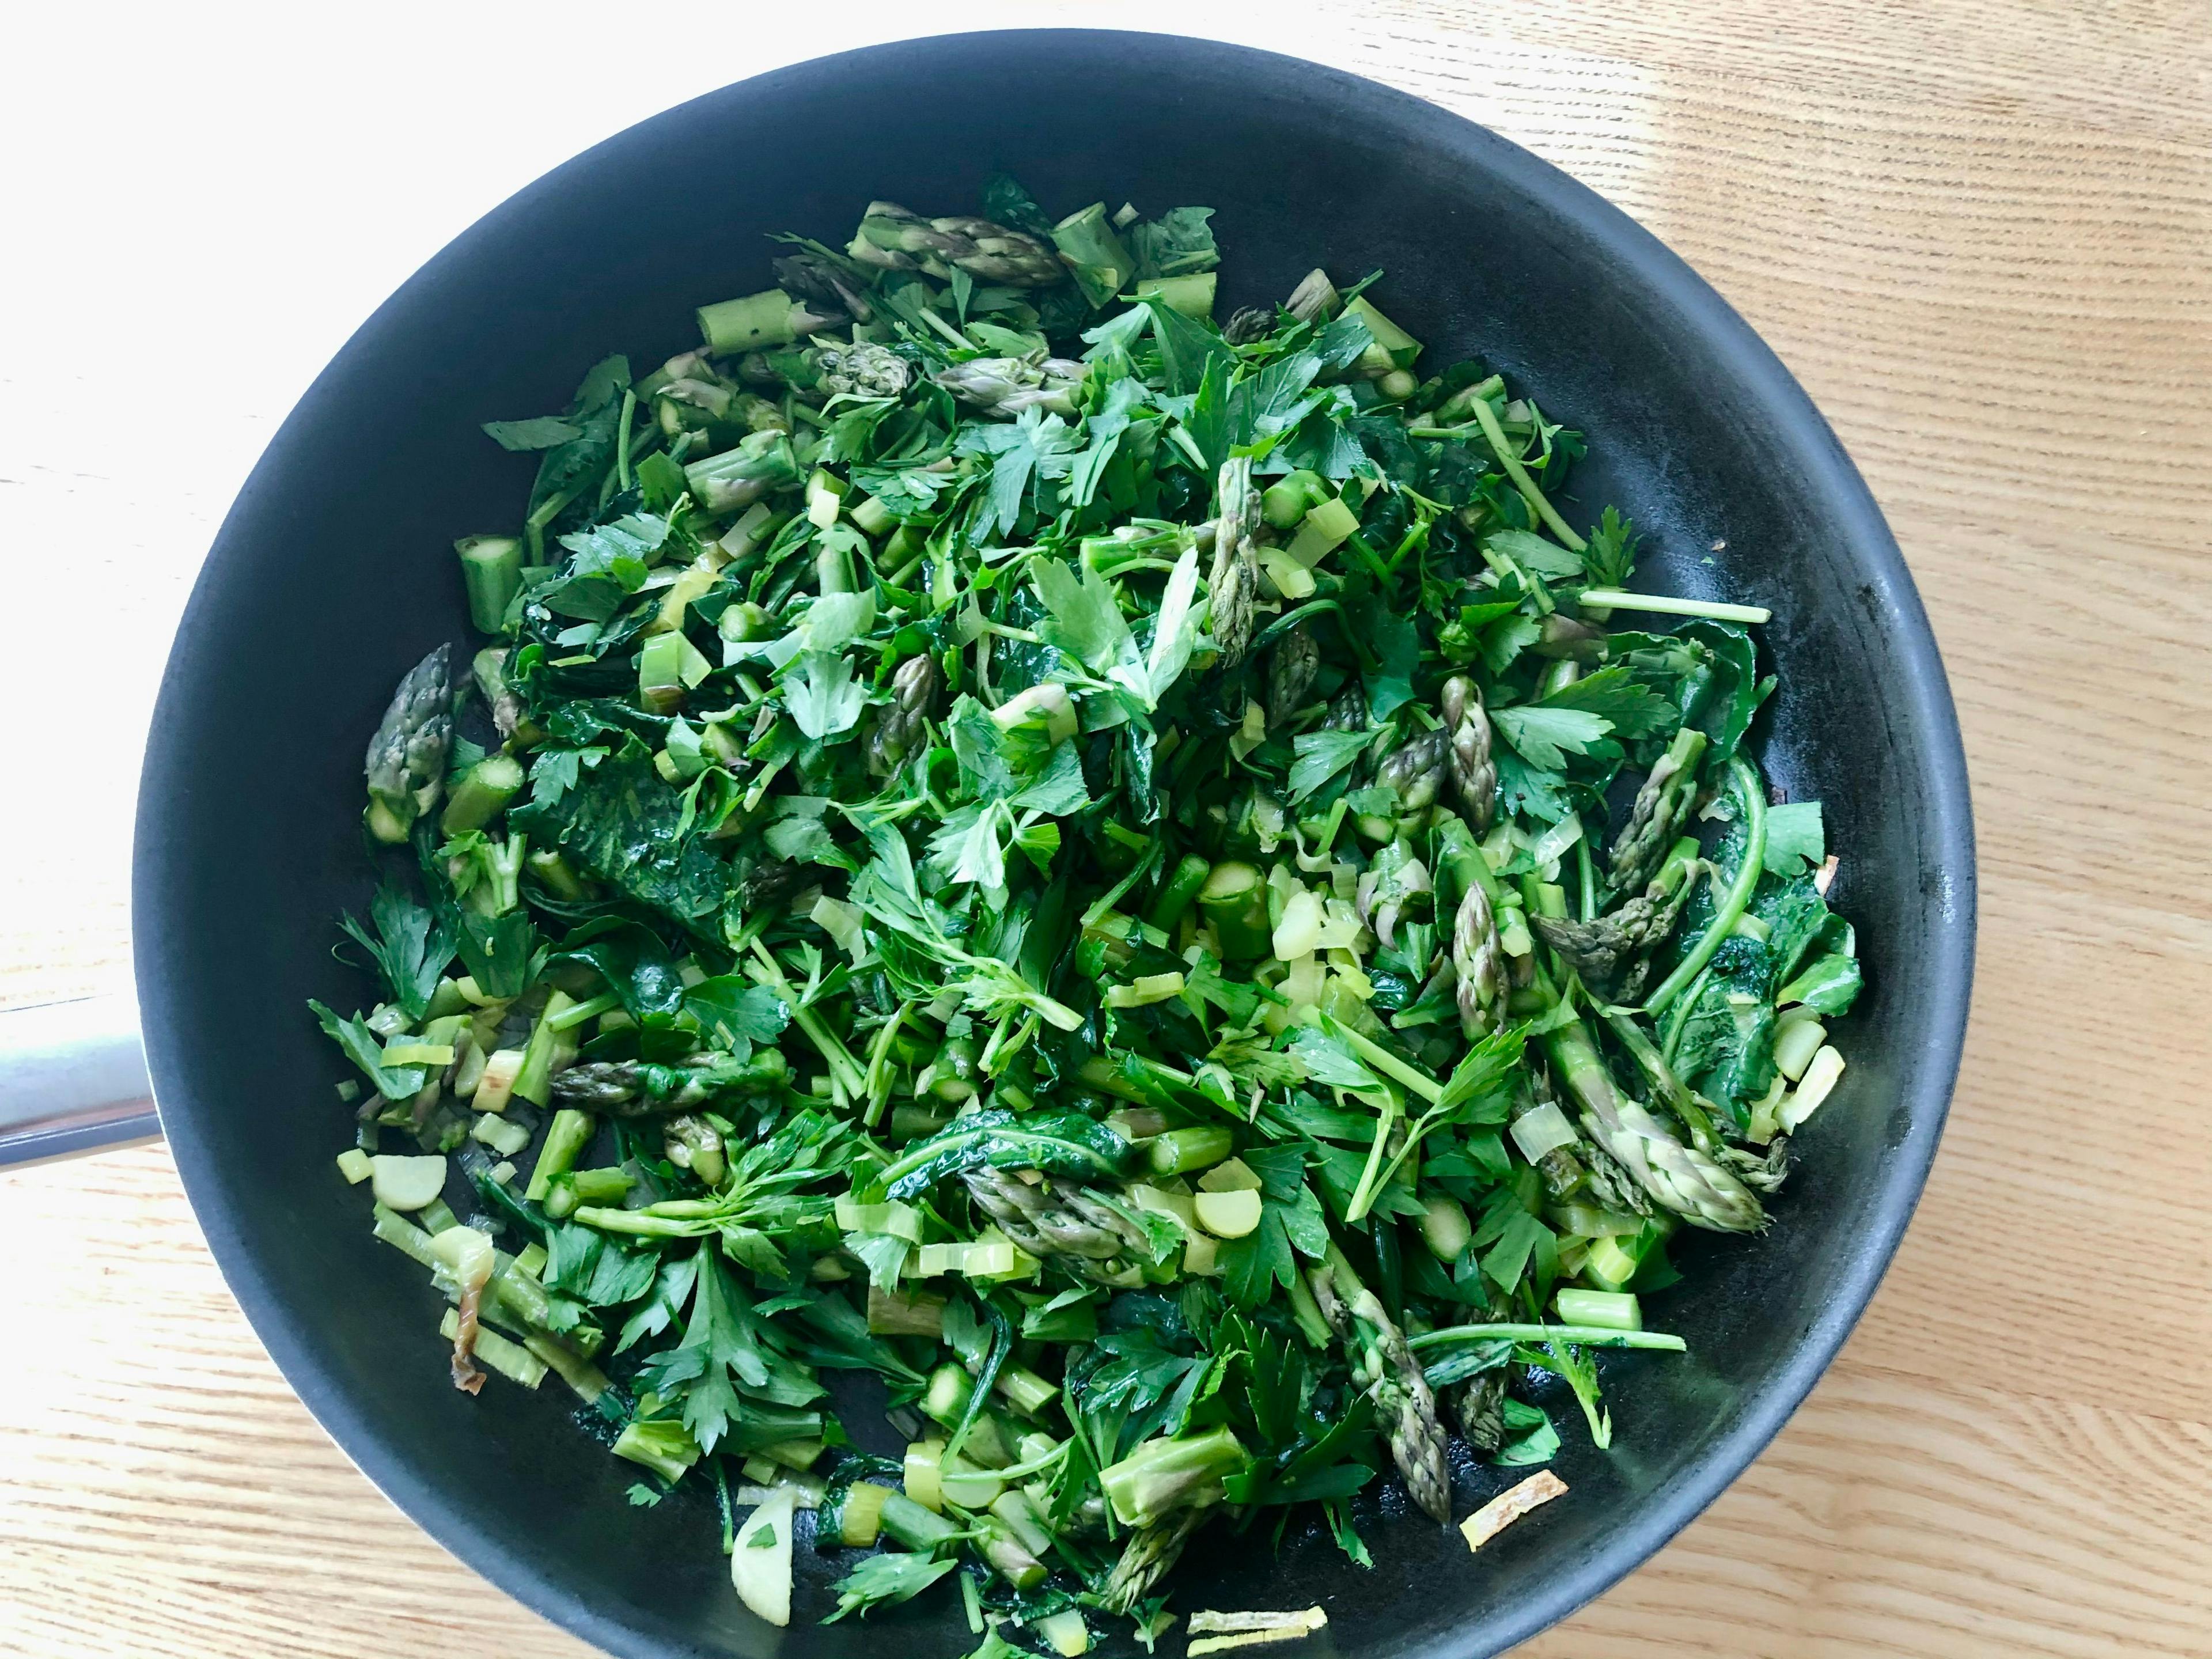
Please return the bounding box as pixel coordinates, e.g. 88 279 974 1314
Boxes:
1379 514 1431 583
1080 838 1161 927
1427 373 1506 427
1340 531 1392 585
1343 1094 1401 1224
524 479 585 562
615 389 637 493
1249 598 1378 671
916 306 976 353
862 1002 913 1129
1643 759 1767 1016
1317 1015 1444 1106
1479 540 1555 616
747 943 868 1100
979 1012 1039 1077
546 992 619 1033
1088 555 1184 579
1469 396 1586 553
1577 589 1770 625
1409 1323 1686 1352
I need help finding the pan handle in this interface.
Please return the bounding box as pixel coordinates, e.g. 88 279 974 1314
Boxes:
0 995 161 1168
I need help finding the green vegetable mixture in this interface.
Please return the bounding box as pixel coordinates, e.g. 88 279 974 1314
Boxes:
316 178 1864 1647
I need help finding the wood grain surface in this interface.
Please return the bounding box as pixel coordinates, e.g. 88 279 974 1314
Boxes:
6 1 2209 1655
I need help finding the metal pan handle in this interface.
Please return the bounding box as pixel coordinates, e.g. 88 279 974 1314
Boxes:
0 995 160 1167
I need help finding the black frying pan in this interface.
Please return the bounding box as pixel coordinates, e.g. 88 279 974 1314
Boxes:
133 31 1975 1659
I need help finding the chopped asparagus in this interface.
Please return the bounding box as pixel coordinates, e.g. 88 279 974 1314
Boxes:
308 173 1855 1639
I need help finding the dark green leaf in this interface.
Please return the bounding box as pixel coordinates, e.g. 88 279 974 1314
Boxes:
1491 1396 1560 1466
869 1109 1135 1202
1288 730 1372 803
1676 620 1772 763
482 416 582 451
308 999 424 1101
1128 207 1218 279
1490 705 1612 770
1780 951 1862 1016
544 1222 661 1307
1763 801 1825 877
548 919 685 1017
1351 596 1420 720
338 881 452 1022
452 907 537 999
1670 934 1777 1107
980 172 1056 240
683 976 790 1054
1142 297 1234 397
509 737 730 930
1538 666 1676 740
825 1552 959 1622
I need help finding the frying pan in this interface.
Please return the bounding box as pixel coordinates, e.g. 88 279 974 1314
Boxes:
68 27 1977 1659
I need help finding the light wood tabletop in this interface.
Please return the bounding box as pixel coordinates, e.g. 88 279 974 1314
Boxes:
3 2 2207 1656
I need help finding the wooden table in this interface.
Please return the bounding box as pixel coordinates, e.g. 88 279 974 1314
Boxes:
5 2 2207 1655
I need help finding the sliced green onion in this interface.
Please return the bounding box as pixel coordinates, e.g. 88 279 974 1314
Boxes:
1554 1288 1642 1331
1509 1101 1577 1163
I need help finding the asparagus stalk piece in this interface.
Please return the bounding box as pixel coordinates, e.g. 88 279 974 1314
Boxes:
1451 1368 1512 1455
1100 1509 1206 1615
961 1168 1153 1287
440 754 524 838
866 654 940 775
812 342 911 400
1198 861 1270 960
933 355 1088 419
1051 202 1137 306
1448 837 1511 1040
1145 854 1213 934
1266 630 1320 726
1546 1012 1763 1233
1376 729 1448 812
1532 863 1700 990
683 431 801 516
1439 676 1497 831
697 289 840 355
850 202 1065 286
1222 305 1274 345
547 1052 792 1113
1207 457 1262 666
456 536 522 634
771 250 876 324
525 1108 593 1204
363 644 453 843
1098 1426 1248 1528
1145 1126 1233 1177
1609 727 1708 894
1307 1245 1452 1522
1284 268 1340 324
